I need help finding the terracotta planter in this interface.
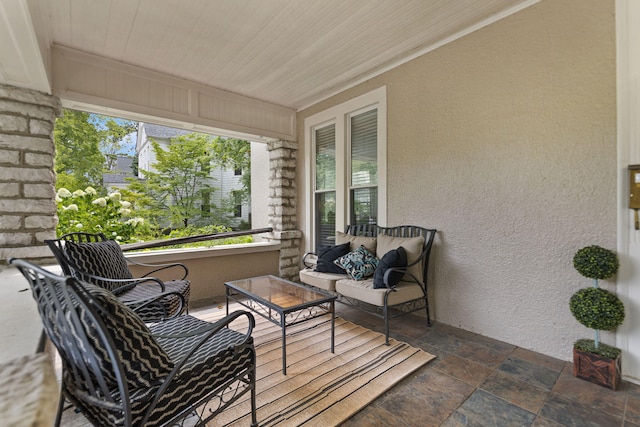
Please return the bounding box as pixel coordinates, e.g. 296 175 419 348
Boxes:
573 348 621 390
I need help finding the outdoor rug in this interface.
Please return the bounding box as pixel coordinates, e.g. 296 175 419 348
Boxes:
200 303 435 426
59 303 435 426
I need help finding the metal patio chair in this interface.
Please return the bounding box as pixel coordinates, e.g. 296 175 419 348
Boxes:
45 232 190 321
10 258 257 427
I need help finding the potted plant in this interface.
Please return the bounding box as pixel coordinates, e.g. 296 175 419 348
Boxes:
569 245 625 390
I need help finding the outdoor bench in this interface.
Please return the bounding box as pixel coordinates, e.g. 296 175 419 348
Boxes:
299 224 436 344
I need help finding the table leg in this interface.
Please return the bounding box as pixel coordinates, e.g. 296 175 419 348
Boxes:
331 301 335 353
281 317 287 375
225 287 230 316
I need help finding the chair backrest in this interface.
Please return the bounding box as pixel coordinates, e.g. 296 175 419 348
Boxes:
344 224 436 285
45 232 134 292
45 232 109 275
9 258 173 426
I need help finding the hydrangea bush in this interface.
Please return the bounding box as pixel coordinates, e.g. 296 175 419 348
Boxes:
56 187 145 243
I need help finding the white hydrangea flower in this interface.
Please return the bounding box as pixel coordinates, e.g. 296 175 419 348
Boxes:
126 217 145 227
63 204 79 212
73 189 86 197
119 200 132 208
84 186 97 195
119 208 132 216
75 223 83 229
108 192 122 202
92 197 107 207
55 195 63 203
57 188 72 198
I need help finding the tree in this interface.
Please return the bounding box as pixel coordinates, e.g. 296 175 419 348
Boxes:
134 133 216 228
100 116 137 171
54 110 105 189
54 109 137 190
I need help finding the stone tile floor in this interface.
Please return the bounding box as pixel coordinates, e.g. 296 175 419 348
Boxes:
336 306 640 427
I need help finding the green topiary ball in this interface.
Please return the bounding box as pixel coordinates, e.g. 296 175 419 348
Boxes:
569 287 625 331
573 245 619 280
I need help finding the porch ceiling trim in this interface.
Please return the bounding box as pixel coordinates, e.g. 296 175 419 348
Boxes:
0 0 50 93
52 45 296 142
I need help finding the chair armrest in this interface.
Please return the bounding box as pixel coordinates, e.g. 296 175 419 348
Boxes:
382 265 423 290
302 252 318 269
125 258 189 280
73 270 167 293
386 246 429 288
130 291 187 320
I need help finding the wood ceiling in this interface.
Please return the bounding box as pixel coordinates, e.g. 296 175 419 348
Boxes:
4 0 538 111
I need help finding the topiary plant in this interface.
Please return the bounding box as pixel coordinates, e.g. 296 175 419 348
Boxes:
569 245 625 358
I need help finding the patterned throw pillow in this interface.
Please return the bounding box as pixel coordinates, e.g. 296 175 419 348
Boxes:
78 282 174 389
64 240 134 293
334 245 379 280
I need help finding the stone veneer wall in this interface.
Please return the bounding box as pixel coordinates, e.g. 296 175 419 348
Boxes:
0 84 61 263
263 139 301 281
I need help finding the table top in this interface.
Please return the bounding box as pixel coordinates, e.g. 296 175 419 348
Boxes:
225 275 335 310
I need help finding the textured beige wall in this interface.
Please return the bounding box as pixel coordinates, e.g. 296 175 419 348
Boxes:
297 0 616 361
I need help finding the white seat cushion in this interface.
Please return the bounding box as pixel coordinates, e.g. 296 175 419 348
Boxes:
299 268 346 292
335 279 424 307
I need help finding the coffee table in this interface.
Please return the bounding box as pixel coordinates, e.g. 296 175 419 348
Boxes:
225 275 336 375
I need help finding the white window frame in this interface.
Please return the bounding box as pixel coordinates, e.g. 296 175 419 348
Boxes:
304 86 387 251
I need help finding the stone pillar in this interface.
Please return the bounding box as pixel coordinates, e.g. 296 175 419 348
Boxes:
0 84 61 264
263 140 302 281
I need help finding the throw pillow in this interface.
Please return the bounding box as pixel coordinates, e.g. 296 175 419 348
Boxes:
64 240 134 293
335 231 377 255
334 245 379 280
373 246 408 289
316 242 350 274
77 281 174 390
376 234 425 282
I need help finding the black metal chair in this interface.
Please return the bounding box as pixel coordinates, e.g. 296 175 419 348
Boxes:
10 258 257 427
45 232 190 321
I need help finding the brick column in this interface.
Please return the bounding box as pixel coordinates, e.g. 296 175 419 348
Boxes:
0 84 61 263
263 140 302 281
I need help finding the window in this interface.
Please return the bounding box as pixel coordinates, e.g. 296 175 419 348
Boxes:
305 87 387 252
234 167 242 176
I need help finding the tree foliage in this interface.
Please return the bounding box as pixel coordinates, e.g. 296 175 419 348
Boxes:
131 133 251 230
54 110 105 189
134 134 215 228
54 109 136 190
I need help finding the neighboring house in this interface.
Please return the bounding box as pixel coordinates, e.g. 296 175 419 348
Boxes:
136 123 251 227
103 155 136 191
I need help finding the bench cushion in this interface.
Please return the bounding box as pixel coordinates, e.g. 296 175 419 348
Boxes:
335 278 425 307
336 231 377 254
376 234 425 282
298 268 346 292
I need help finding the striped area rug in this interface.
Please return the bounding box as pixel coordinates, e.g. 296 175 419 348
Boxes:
199 303 435 427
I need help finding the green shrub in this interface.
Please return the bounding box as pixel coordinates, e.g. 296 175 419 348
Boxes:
56 187 146 243
569 287 625 331
574 339 621 359
573 245 619 280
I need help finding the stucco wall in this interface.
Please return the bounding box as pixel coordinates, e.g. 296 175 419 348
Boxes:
296 0 616 361
127 243 281 308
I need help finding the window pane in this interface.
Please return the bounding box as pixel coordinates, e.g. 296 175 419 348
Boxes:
351 109 377 187
315 124 336 191
315 191 336 251
350 187 377 226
